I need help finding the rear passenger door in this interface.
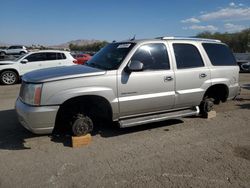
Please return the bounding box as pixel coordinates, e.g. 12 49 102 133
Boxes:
40 52 68 68
170 42 211 108
42 52 60 68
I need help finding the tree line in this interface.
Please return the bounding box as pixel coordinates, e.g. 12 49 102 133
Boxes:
196 28 250 53
69 41 108 52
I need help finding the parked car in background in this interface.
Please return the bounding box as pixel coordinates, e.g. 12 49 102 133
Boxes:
15 37 240 136
242 62 250 72
74 54 92 64
0 50 76 85
234 53 250 72
0 45 28 56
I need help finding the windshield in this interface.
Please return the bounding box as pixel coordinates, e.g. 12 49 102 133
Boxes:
85 42 135 70
14 54 27 62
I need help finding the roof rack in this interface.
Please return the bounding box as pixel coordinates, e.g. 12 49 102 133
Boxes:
156 36 221 43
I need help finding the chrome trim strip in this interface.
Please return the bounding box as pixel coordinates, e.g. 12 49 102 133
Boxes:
119 91 175 102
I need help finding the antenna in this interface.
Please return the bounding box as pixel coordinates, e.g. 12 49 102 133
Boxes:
130 34 136 41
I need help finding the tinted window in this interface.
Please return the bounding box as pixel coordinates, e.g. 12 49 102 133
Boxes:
11 46 21 49
26 53 47 62
131 43 170 70
57 53 66 59
173 44 204 69
202 43 236 66
46 53 57 60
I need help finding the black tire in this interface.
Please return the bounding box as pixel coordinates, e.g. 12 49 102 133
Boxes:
0 70 18 85
71 114 93 136
199 98 214 115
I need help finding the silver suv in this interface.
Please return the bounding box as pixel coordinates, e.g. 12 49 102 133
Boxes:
0 45 28 56
15 37 240 135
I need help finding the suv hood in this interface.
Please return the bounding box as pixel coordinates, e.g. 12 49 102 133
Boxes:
0 61 15 65
22 65 106 83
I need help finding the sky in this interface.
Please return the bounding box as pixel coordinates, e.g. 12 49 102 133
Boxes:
0 0 249 45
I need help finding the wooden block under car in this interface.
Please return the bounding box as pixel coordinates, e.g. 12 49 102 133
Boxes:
204 110 217 119
72 134 92 148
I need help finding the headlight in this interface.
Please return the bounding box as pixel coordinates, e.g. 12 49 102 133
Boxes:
20 83 43 106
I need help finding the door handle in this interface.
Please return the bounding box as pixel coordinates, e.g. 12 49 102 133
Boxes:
199 73 207 78
164 76 173 81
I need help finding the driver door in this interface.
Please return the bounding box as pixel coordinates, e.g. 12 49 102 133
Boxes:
118 43 175 118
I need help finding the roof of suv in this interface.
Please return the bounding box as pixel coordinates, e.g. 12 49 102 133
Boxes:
9 45 26 47
29 50 70 53
120 37 222 44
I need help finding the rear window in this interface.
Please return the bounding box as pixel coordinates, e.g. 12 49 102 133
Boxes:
202 43 236 66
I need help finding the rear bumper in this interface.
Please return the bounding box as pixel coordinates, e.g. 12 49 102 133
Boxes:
15 98 59 134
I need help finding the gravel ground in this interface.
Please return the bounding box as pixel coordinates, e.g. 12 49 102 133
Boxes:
0 74 249 188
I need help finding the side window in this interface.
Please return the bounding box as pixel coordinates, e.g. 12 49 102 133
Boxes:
46 53 57 61
202 43 236 66
131 43 170 70
26 53 46 62
57 53 66 59
173 44 204 69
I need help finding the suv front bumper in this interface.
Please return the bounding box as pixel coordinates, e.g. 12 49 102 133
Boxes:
15 98 59 134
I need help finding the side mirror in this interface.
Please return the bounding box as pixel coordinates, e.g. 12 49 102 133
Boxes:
127 60 143 72
21 59 28 64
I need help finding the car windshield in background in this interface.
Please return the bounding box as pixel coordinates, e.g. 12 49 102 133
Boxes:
14 54 27 62
85 42 135 70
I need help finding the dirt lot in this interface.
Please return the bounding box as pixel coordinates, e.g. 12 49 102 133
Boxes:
0 74 249 188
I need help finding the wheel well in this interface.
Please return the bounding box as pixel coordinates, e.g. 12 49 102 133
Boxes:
54 95 113 133
203 84 229 103
0 69 19 77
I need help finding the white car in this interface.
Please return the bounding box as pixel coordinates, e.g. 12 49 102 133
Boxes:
0 50 76 85
0 45 28 56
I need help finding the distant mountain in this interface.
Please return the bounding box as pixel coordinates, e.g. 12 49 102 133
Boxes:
49 39 103 49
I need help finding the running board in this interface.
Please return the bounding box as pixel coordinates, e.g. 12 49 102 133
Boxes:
119 106 200 128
